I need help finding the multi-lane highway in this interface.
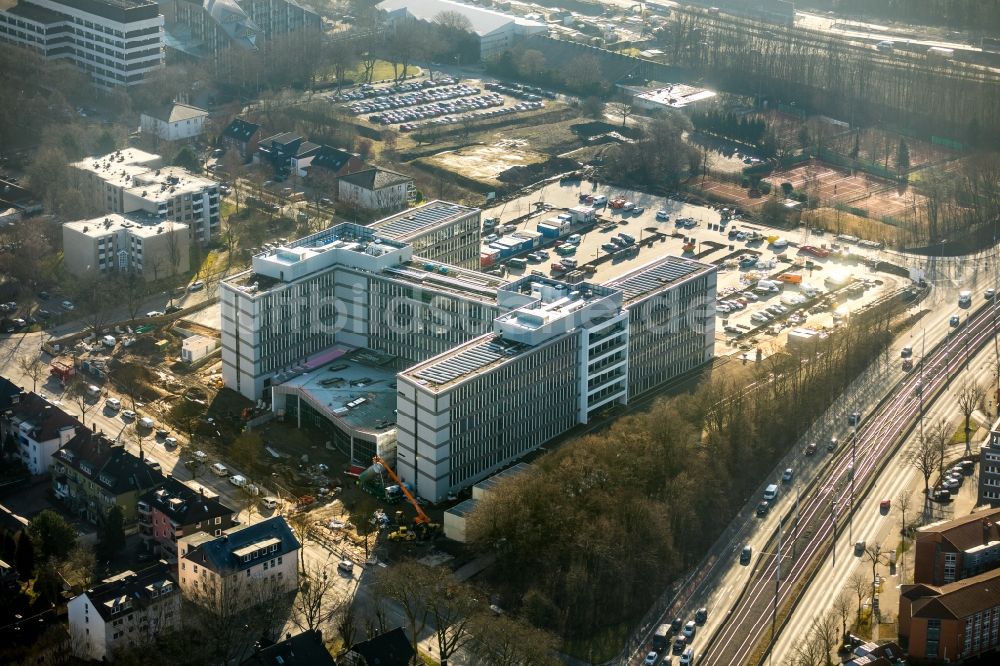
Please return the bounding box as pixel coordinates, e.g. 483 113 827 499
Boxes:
700 292 1000 665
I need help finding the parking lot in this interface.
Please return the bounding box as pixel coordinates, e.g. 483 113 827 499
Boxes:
332 77 550 133
483 181 904 358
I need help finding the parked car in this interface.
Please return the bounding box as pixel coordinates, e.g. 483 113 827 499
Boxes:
740 545 752 565
672 636 687 655
139 417 154 429
121 409 136 420
105 397 121 411
879 499 891 513
670 617 683 633
950 315 960 327
146 310 164 318
805 442 818 456
756 500 770 516
782 468 793 483
932 488 952 502
210 462 229 477
229 474 248 487
643 652 659 666
656 210 670 221
189 280 205 291
61 300 75 310
695 607 708 624
164 437 178 448
854 540 866 556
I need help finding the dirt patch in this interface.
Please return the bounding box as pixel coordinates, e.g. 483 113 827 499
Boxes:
826 127 959 172
419 141 550 186
497 156 581 186
802 208 905 245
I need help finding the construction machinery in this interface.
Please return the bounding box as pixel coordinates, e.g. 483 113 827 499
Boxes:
371 455 440 540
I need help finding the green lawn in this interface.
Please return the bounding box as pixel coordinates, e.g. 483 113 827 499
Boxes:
341 60 422 84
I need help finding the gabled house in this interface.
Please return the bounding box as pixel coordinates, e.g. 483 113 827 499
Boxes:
140 102 209 142
67 563 181 662
138 476 237 561
913 507 1000 586
338 167 414 212
220 118 263 159
51 429 164 528
310 145 365 178
257 133 322 178
240 629 337 666
0 391 79 475
344 627 415 666
177 516 300 613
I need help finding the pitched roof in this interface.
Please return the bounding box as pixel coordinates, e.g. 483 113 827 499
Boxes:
376 0 544 37
182 516 300 574
240 630 336 666
310 145 360 172
140 476 236 527
261 132 302 148
8 392 80 442
908 568 1000 620
221 118 261 142
0 376 22 412
339 167 413 191
917 506 1000 552
348 627 415 666
53 429 164 496
145 102 208 124
79 563 178 622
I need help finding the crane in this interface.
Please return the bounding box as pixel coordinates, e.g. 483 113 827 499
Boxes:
372 455 432 527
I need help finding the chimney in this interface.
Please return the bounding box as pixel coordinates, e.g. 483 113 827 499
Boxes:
199 487 204 496
985 519 993 545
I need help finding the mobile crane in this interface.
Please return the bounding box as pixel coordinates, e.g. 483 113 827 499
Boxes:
371 455 439 541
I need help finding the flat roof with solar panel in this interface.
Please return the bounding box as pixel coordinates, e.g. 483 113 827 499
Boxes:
607 255 716 305
411 336 523 387
370 200 478 240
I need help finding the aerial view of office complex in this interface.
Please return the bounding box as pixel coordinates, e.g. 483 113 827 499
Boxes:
1 0 1000 663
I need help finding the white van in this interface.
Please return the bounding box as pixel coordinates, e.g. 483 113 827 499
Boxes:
592 195 608 206
261 497 279 510
567 234 582 244
210 462 229 477
763 483 779 501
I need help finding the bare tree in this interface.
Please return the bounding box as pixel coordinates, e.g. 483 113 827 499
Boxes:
832 591 852 641
896 490 913 581
293 560 347 633
424 572 479 666
373 561 433 662
608 87 634 129
906 425 943 502
864 543 888 598
808 611 839 666
17 354 46 393
119 270 146 323
66 377 101 427
956 378 985 456
286 511 314 574
849 569 868 625
466 613 559 666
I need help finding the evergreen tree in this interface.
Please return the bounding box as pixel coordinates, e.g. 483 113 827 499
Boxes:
13 531 35 581
97 506 126 562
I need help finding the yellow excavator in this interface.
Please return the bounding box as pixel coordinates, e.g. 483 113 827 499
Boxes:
372 456 441 541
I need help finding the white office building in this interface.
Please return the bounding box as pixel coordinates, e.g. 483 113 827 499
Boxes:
220 213 716 501
71 150 221 243
0 0 164 87
376 0 547 60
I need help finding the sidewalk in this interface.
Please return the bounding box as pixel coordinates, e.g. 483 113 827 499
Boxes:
872 440 980 642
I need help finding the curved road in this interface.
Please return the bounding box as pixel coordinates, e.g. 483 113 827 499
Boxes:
701 295 1000 665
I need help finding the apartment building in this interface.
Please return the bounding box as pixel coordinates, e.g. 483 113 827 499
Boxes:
71 150 221 242
138 476 237 561
368 200 480 269
339 168 414 213
177 516 299 614
63 213 190 281
0 392 79 475
899 569 1000 662
52 428 164 527
979 420 1000 507
167 0 320 56
913 508 1000 586
67 563 180 661
0 0 164 87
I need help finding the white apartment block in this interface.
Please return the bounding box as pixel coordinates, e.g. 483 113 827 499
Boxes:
71 150 221 243
63 213 190 281
177 516 299 614
0 392 79 475
0 0 164 87
67 564 181 662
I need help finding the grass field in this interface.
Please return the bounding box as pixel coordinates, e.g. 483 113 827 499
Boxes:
802 207 906 246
